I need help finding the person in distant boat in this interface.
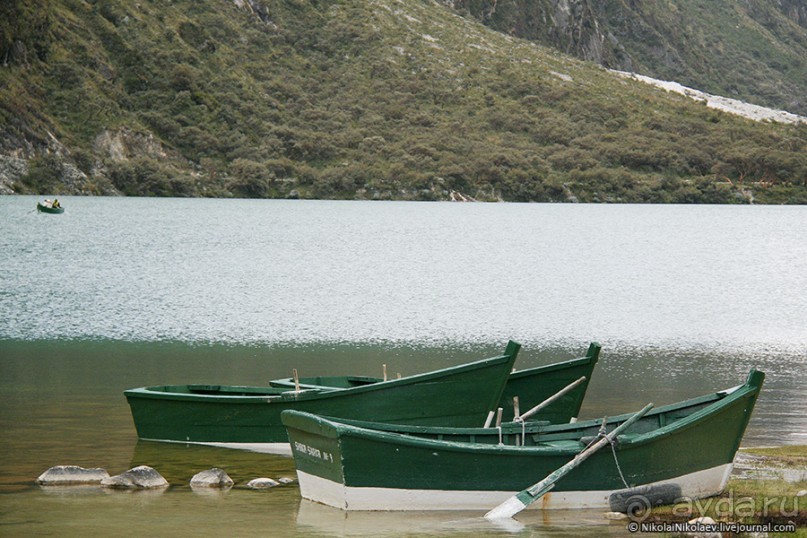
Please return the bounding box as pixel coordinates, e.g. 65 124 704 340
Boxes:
52 199 60 208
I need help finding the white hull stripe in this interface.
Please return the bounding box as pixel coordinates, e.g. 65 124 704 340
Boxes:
140 438 292 456
296 463 733 511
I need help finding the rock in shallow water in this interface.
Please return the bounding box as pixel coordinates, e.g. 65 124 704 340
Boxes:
101 465 168 489
37 465 110 485
246 478 280 489
190 468 233 488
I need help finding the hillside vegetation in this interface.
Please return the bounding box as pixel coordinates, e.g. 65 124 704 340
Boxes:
448 0 807 117
1 0 806 203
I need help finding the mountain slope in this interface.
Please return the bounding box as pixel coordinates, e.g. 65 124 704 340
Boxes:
446 0 807 116
1 0 806 203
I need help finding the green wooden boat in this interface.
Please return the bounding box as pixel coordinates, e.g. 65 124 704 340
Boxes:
37 200 64 214
124 342 521 454
270 342 601 424
281 369 764 512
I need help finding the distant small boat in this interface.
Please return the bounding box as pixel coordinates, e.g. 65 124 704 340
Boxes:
37 200 64 214
282 369 764 512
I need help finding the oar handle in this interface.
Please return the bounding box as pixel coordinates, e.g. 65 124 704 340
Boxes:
603 402 655 441
515 376 587 422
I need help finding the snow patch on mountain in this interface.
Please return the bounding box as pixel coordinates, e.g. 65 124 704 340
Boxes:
614 71 806 125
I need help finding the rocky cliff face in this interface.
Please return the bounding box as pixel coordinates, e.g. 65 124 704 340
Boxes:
446 0 807 115
443 0 671 70
0 155 26 194
774 0 807 29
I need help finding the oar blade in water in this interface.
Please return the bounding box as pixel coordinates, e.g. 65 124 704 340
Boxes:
485 485 554 519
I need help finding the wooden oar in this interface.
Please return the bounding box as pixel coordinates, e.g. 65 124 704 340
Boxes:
514 376 587 422
484 402 654 520
486 376 587 428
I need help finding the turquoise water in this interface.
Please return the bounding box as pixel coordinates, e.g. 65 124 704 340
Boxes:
1 196 805 536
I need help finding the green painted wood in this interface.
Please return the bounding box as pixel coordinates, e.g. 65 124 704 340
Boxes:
124 342 520 444
500 342 600 423
270 376 380 390
272 342 601 423
282 370 763 495
486 403 654 519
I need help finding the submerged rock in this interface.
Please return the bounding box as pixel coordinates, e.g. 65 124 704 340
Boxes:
37 465 110 485
277 477 295 485
190 468 233 488
101 465 168 489
246 478 280 489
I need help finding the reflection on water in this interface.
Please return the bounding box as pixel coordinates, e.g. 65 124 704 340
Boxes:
2 487 642 538
295 501 642 537
1 340 804 535
130 441 298 487
2 487 298 537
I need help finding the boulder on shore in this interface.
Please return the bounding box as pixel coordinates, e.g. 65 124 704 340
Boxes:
37 465 110 485
101 465 168 489
190 468 233 488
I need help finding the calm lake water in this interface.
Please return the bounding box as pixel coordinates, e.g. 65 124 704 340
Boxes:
1 196 805 536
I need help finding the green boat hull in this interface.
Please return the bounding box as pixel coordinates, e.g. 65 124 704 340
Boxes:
499 342 599 423
271 342 601 424
124 342 520 451
282 370 763 511
37 202 64 214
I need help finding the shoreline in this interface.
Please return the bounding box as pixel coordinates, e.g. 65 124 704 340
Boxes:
637 445 806 527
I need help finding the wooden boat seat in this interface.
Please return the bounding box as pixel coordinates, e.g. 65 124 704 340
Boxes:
287 382 343 391
537 440 586 450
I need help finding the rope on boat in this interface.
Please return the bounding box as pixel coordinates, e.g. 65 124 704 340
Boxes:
609 436 631 489
588 417 631 489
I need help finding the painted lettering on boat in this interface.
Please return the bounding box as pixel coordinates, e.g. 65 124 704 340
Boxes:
293 441 334 462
